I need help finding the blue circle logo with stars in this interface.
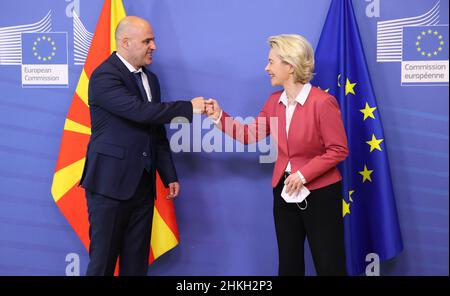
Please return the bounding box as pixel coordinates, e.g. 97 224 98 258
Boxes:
32 35 57 62
415 29 445 58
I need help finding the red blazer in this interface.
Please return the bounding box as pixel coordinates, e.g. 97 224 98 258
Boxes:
219 86 348 190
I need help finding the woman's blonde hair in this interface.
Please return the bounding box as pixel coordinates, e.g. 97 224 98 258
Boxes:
267 34 315 84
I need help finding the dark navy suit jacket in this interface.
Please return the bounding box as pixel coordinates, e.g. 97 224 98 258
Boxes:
80 53 193 200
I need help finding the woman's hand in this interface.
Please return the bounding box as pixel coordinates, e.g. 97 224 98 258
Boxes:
205 98 222 121
284 172 304 196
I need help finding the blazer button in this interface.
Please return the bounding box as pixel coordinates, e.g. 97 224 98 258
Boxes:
142 152 148 157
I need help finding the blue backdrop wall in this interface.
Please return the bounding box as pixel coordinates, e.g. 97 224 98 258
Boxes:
0 0 448 275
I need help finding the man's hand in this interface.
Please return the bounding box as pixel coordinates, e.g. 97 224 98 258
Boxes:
205 98 222 121
167 182 180 199
191 97 206 114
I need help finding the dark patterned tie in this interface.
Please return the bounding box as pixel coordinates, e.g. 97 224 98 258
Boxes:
133 71 149 101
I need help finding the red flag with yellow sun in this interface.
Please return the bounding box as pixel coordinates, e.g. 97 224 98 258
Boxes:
51 0 179 270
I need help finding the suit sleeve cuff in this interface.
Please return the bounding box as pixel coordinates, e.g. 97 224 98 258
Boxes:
297 170 307 184
212 110 223 125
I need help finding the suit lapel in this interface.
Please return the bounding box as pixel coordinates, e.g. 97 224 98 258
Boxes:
287 103 302 137
109 52 146 101
276 101 289 153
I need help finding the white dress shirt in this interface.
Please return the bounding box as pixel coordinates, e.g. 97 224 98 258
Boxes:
278 83 312 184
116 52 152 102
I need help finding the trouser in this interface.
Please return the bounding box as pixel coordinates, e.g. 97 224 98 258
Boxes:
85 169 154 276
273 174 347 276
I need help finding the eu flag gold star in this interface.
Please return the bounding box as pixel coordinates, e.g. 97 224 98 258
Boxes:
343 199 350 217
360 102 377 120
366 134 384 152
345 78 356 96
318 86 330 93
348 190 355 202
359 165 374 183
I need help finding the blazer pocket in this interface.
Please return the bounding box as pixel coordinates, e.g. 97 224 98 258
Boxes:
93 142 125 159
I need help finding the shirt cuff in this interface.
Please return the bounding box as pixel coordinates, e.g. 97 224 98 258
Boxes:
212 110 223 125
297 170 307 184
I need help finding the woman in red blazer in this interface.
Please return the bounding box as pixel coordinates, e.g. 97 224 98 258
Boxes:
206 34 349 275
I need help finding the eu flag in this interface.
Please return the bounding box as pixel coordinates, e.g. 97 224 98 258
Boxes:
21 32 67 64
312 0 403 275
403 25 449 61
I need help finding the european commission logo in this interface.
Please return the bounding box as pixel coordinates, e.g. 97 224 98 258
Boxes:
0 8 93 69
21 32 68 88
376 1 449 86
404 27 447 60
0 9 85 88
402 25 449 86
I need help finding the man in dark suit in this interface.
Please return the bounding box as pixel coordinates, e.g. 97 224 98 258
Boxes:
80 16 206 276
